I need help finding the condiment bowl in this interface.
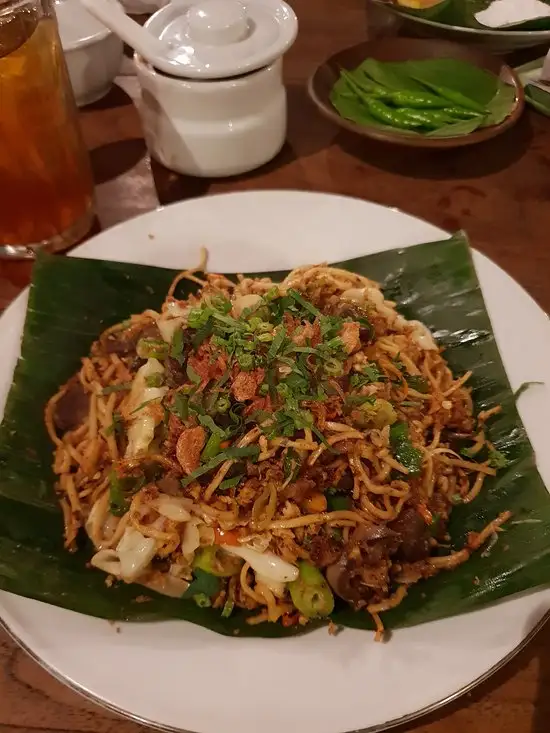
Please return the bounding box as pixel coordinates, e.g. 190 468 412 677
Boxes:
55 0 124 107
307 37 525 149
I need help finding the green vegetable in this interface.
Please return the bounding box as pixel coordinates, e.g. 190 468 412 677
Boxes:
181 445 260 486
101 383 131 395
405 374 429 393
218 475 243 491
411 78 487 114
186 363 201 385
193 593 212 608
350 362 385 388
237 352 255 371
215 395 231 413
183 568 221 599
283 448 301 482
221 597 235 617
170 328 185 364
390 421 423 476
136 338 168 360
104 411 123 437
109 471 144 516
288 561 334 618
442 106 483 120
488 448 509 470
363 97 424 130
144 373 163 388
399 108 454 128
193 546 243 577
267 326 287 360
169 392 188 421
287 288 321 318
324 357 344 377
352 398 397 429
201 432 222 461
327 494 352 511
387 88 449 109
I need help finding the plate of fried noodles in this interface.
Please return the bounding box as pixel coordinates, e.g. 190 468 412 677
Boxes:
0 191 549 733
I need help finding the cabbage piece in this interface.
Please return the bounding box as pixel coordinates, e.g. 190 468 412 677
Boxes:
223 545 299 583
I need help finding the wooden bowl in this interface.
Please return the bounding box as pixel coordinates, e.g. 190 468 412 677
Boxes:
307 38 525 149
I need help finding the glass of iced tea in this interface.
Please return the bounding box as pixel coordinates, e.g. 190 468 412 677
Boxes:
0 0 94 257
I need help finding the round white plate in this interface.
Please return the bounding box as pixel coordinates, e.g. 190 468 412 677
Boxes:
372 2 550 52
1 191 549 733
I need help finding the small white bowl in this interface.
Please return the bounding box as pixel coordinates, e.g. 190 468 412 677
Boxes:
134 54 287 178
55 0 124 107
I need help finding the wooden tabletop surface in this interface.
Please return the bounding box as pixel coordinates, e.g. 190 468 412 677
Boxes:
2 0 550 732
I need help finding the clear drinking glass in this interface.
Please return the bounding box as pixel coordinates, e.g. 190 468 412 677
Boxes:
0 0 95 258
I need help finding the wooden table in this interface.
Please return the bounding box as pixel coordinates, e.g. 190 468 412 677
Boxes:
2 0 550 731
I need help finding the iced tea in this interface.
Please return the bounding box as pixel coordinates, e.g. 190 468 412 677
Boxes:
0 0 94 253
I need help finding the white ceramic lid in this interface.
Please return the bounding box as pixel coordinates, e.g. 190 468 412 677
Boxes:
144 0 298 79
55 0 115 50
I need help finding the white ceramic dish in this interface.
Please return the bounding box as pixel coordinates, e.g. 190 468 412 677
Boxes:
134 55 286 177
130 0 297 177
1 191 549 733
371 1 550 52
55 0 124 107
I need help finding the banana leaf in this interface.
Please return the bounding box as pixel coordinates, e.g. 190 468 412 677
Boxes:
330 58 516 138
0 232 549 637
374 0 550 31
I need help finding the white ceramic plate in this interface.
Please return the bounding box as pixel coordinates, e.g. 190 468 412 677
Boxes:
1 191 550 733
372 1 550 52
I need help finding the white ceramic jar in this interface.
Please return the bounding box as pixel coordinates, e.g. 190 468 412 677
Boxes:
55 0 124 107
134 0 298 178
135 57 286 178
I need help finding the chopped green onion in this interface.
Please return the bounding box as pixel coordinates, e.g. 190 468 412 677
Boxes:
145 373 164 388
136 338 168 360
257 332 274 343
104 412 123 437
287 288 321 317
389 421 423 476
186 363 201 385
130 398 159 414
405 374 429 393
327 495 352 511
218 475 244 490
181 446 260 487
193 593 212 608
170 328 185 363
215 395 231 413
267 327 287 360
187 307 209 329
237 352 254 371
201 432 222 461
169 392 188 421
101 383 132 395
324 358 344 376
221 594 235 618
192 320 214 348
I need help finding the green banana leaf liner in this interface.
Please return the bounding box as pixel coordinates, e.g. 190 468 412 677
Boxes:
374 0 550 31
1 232 549 638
